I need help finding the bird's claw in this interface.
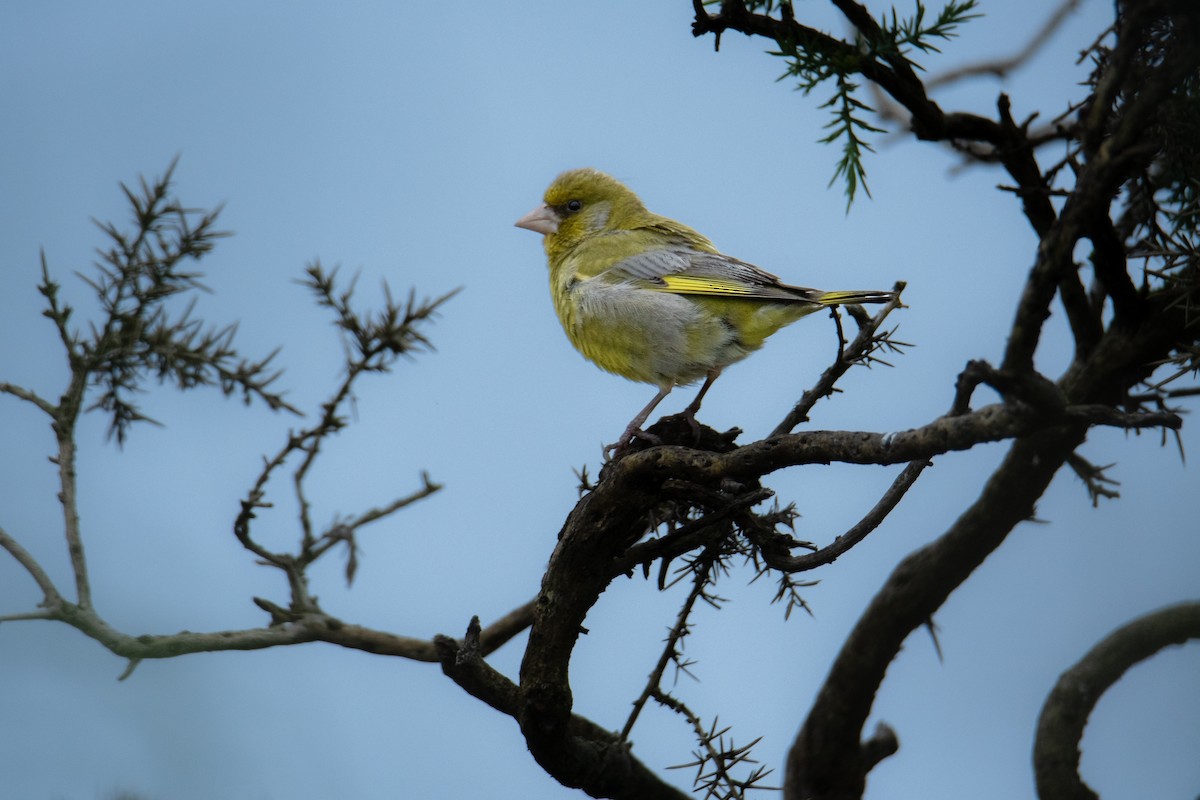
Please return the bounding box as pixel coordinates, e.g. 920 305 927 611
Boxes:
604 428 661 462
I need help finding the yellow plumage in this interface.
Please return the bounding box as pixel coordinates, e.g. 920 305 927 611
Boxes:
515 168 894 458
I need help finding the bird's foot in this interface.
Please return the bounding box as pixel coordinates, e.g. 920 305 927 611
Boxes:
604 428 662 462
681 409 702 445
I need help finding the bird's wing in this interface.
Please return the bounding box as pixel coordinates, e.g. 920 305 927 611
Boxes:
603 247 822 303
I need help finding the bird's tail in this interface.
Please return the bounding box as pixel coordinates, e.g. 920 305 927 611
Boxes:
814 289 895 306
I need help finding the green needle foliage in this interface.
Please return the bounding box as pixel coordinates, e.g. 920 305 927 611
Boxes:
819 74 884 203
761 0 980 205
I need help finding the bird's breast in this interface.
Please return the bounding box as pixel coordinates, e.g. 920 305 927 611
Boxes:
551 274 747 387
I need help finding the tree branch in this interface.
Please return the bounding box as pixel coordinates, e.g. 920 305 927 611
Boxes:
0 382 56 417
780 239 1199 797
925 0 1084 89
1034 602 1200 800
2 590 534 676
0 524 64 607
621 550 717 740
692 0 1004 144
511 354 1182 799
748 458 928 572
786 422 1088 798
772 282 908 437
55 406 91 610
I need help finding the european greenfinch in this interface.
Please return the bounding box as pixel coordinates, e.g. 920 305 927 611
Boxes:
516 168 895 459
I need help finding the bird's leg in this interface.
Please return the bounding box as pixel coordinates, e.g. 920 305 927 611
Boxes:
605 384 672 461
680 369 721 442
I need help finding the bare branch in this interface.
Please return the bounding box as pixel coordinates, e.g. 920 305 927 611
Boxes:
1065 453 1121 506
926 0 1084 89
772 282 909 437
1034 602 1200 800
38 250 80 362
341 471 443 532
748 458 929 573
786 422 1087 798
693 1 1004 145
3 589 534 678
0 609 56 623
0 381 56 417
621 549 717 741
56 418 91 609
303 472 444 585
434 616 521 715
0 525 63 606
612 488 773 577
231 266 456 602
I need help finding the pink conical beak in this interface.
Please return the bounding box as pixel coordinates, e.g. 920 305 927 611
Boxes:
515 204 560 236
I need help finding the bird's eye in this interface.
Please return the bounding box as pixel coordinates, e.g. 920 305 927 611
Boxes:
565 199 583 213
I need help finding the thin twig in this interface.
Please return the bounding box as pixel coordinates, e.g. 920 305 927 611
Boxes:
612 489 773 577
749 459 929 573
621 551 717 740
0 382 56 417
928 0 1083 89
772 282 908 438
0 525 63 605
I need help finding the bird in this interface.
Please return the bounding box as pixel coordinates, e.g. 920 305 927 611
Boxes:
515 168 895 459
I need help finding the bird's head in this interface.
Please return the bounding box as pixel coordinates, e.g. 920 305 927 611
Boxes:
515 168 649 255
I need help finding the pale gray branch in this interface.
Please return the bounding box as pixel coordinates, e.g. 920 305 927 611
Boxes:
0 524 63 605
0 382 56 417
55 425 92 609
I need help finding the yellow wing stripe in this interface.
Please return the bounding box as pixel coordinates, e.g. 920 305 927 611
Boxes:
654 275 760 296
816 290 891 305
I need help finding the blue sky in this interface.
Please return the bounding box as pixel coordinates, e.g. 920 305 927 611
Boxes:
2 2 1197 799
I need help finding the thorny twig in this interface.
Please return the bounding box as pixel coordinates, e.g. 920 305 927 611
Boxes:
234 263 457 595
621 549 719 741
772 282 908 437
